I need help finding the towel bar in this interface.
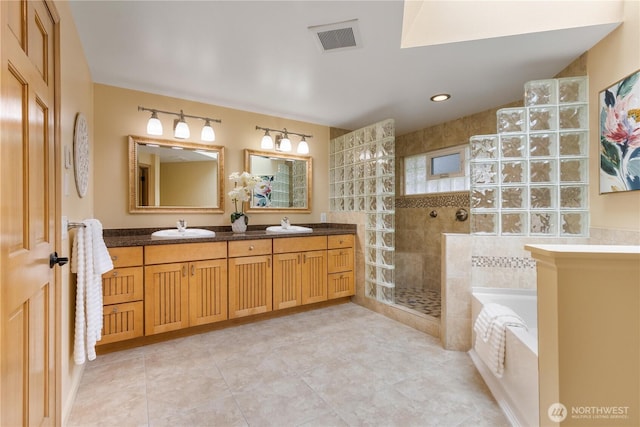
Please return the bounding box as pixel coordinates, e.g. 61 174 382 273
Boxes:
67 221 86 230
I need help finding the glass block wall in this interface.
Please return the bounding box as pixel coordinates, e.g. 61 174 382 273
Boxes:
270 163 290 208
470 77 589 236
329 119 396 303
292 161 306 208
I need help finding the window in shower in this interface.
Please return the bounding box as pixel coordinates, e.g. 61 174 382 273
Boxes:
404 144 470 194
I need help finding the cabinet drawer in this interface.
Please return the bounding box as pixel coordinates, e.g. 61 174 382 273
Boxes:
108 246 143 268
328 248 354 273
328 234 354 249
102 267 143 305
328 271 355 299
145 242 227 264
273 236 327 254
228 239 272 257
99 301 144 345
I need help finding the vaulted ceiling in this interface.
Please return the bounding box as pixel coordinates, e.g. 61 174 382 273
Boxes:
69 1 622 136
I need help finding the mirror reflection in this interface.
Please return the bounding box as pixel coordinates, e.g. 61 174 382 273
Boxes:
245 149 312 212
128 135 224 213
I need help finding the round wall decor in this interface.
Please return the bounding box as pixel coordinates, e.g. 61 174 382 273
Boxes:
73 113 89 197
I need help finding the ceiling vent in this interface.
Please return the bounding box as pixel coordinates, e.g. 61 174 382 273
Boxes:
309 19 361 52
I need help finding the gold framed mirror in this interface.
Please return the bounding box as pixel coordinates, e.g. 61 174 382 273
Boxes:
129 135 224 213
244 149 312 213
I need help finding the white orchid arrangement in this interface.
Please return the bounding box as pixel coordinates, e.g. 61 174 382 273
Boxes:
228 171 261 222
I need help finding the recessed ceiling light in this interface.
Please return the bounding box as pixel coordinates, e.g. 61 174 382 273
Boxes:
430 93 451 102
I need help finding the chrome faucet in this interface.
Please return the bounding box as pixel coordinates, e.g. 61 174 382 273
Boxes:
281 217 290 229
177 219 187 232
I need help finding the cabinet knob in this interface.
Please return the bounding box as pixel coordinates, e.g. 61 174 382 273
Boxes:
339 240 343 245
112 271 118 277
249 245 254 251
112 306 118 314
111 255 118 261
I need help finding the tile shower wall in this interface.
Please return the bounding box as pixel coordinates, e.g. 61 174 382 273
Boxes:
470 77 590 236
329 119 396 304
395 193 470 292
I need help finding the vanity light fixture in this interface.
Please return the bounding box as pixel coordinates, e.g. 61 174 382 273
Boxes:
279 131 292 152
173 112 190 139
430 93 451 102
260 129 274 149
138 106 221 142
255 125 313 154
297 136 309 154
146 111 163 135
201 119 216 142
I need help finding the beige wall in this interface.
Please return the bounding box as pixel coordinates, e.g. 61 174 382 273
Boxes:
587 0 640 232
93 84 330 229
56 0 94 423
160 161 218 207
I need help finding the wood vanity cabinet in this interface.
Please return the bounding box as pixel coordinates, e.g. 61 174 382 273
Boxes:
273 236 328 310
144 242 227 335
100 246 144 345
228 239 272 319
327 234 355 299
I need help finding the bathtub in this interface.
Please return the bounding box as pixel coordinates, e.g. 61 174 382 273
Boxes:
469 287 539 427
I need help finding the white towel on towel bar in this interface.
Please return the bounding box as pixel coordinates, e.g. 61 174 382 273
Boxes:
473 302 527 377
71 219 113 364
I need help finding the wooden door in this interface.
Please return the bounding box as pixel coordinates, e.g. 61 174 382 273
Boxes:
301 250 327 304
1 1 59 425
273 252 302 310
228 255 272 318
189 259 228 326
144 263 189 335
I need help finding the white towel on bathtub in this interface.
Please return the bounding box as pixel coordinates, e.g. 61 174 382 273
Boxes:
474 302 527 377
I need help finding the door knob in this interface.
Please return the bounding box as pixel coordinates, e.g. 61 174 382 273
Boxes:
49 252 69 268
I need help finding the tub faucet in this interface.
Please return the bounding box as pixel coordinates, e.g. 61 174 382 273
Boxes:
281 217 290 229
177 219 187 232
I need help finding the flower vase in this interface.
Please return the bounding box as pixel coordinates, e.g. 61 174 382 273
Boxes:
231 212 248 233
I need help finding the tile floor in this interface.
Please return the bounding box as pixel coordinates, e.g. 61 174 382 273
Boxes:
67 303 508 427
394 286 442 318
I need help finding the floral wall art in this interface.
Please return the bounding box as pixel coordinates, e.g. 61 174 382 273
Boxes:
600 69 640 193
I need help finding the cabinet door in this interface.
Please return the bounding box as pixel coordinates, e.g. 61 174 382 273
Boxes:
301 250 328 304
102 267 143 305
145 263 190 335
228 255 272 319
101 301 144 344
328 247 354 273
189 259 228 326
273 253 302 310
328 271 355 299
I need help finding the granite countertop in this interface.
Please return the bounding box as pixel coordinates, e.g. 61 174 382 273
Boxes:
103 223 357 248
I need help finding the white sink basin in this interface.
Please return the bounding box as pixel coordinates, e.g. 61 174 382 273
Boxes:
151 228 216 239
266 225 313 233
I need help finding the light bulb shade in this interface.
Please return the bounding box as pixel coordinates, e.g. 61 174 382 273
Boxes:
201 123 215 141
147 114 163 136
174 120 190 139
280 136 292 152
261 134 274 149
297 138 309 154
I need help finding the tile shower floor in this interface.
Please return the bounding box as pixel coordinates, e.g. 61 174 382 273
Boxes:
394 286 441 318
68 303 507 427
